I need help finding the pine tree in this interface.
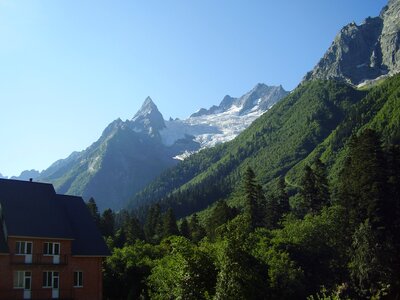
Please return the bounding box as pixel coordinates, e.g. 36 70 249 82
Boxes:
300 159 330 214
100 208 115 237
188 214 206 243
299 165 318 214
162 208 179 238
265 177 290 229
86 197 100 229
124 214 144 244
243 167 265 229
206 200 236 240
179 218 191 239
337 129 388 229
313 158 330 207
144 204 163 244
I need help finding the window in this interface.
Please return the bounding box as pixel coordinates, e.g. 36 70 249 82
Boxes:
15 241 32 255
14 271 31 289
14 271 24 288
73 271 83 287
42 271 59 288
43 242 60 255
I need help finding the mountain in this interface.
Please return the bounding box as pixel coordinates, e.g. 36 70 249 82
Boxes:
128 0 400 218
129 80 366 215
130 74 400 219
37 84 286 211
11 169 41 181
160 84 288 153
130 97 166 137
304 0 400 85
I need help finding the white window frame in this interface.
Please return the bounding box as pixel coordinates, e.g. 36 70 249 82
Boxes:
42 271 59 288
15 241 32 255
73 271 83 287
43 242 60 256
13 271 31 289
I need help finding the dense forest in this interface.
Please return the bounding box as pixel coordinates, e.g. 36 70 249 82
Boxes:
89 128 400 299
88 75 400 299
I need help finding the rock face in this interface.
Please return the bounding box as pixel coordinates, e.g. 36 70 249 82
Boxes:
305 0 400 85
130 97 166 136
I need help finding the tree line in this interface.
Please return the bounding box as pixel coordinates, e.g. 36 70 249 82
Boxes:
88 128 400 299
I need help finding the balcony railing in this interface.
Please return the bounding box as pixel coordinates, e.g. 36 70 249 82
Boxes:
10 254 68 265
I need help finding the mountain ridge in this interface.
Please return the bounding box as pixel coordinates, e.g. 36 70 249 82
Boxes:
31 82 287 211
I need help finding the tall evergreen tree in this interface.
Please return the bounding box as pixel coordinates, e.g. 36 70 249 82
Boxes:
206 200 236 241
243 167 264 229
313 158 330 207
337 129 388 229
188 214 206 243
299 165 318 214
144 204 163 244
100 208 115 237
265 177 290 229
179 218 191 239
86 197 100 229
300 159 330 214
162 208 179 238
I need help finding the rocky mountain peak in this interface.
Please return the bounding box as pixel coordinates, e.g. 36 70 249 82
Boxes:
130 97 166 135
304 0 400 85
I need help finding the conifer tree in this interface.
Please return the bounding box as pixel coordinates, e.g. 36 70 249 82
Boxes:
188 214 206 243
144 204 163 244
86 197 100 229
206 200 236 240
162 208 179 238
299 165 318 214
313 158 330 207
265 177 290 229
337 129 388 229
243 167 265 229
100 208 115 237
124 215 144 244
300 159 330 214
179 218 191 239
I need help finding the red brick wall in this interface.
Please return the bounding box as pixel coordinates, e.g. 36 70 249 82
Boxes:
0 237 104 300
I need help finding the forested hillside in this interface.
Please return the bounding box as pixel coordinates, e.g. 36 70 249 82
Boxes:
95 126 400 299
128 79 367 218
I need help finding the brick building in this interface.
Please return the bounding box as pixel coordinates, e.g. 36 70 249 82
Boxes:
0 179 109 300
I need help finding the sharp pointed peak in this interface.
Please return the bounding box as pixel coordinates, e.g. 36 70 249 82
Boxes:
143 96 155 105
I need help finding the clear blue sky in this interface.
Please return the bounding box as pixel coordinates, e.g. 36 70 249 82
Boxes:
0 0 387 177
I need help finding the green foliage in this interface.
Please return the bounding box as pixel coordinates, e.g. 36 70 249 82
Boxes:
298 159 330 215
147 236 216 300
103 76 400 299
104 240 162 299
144 204 163 244
131 80 365 219
336 129 388 229
188 214 206 243
162 208 179 238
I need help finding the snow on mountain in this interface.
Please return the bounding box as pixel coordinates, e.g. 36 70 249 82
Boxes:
160 84 288 152
130 96 166 136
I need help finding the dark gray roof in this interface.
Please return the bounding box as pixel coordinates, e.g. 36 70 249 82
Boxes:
57 194 110 256
0 179 109 256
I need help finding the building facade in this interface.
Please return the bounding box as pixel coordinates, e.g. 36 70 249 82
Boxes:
0 179 109 300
